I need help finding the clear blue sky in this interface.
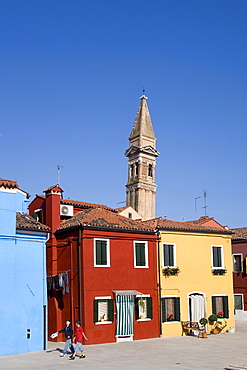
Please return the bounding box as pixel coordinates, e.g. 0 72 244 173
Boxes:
0 0 247 228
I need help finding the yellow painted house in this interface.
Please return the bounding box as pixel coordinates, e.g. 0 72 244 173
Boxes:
143 216 235 336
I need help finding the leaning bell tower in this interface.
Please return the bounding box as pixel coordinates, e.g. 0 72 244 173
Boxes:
125 94 159 220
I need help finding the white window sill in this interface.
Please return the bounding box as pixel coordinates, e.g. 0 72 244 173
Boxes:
94 265 110 268
95 321 112 325
134 266 149 269
164 321 179 324
137 318 151 322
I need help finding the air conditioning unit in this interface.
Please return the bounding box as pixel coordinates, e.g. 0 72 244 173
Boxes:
60 204 73 217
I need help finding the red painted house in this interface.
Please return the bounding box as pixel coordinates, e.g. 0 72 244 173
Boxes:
231 227 247 321
29 185 160 344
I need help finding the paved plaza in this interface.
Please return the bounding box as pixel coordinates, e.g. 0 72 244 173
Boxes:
1 322 247 369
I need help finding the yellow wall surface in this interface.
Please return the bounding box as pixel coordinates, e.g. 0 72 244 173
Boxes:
158 230 235 337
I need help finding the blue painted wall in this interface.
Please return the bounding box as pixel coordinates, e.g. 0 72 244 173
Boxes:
0 188 48 355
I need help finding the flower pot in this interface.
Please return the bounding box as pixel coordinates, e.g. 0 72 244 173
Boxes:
201 332 208 338
211 328 218 334
217 318 225 322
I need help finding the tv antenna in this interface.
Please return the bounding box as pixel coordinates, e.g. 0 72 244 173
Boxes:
202 190 208 216
181 216 186 222
57 164 64 186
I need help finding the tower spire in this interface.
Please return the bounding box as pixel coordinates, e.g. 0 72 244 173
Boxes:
125 95 159 220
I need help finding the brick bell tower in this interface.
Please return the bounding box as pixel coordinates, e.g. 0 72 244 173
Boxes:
125 94 159 220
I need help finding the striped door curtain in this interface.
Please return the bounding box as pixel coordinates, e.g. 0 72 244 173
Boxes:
116 295 134 337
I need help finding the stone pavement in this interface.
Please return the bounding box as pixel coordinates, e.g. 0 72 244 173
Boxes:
1 322 247 370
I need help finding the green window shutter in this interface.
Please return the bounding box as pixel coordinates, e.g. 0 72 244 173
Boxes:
212 296 217 315
135 244 141 266
164 245 169 266
108 299 114 322
213 246 222 267
96 240 107 265
94 300 99 323
135 243 146 266
174 297 180 321
101 241 107 265
147 297 152 319
169 245 174 266
161 298 166 322
135 298 140 320
223 296 229 318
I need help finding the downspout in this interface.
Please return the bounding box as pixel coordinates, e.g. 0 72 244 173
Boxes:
157 228 162 337
69 237 74 326
78 227 82 323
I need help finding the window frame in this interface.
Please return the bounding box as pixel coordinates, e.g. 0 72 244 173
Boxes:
211 245 224 268
94 238 110 267
94 296 114 324
134 241 149 268
135 295 152 321
234 294 244 311
161 296 180 323
162 243 176 268
212 295 229 318
233 253 243 273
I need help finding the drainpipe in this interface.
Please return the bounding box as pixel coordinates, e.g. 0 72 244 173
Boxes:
157 228 162 337
69 237 75 327
78 227 82 323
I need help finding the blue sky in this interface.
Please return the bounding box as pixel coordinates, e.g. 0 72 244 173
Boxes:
0 0 247 228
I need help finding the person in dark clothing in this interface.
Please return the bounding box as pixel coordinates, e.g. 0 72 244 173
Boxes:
57 319 75 357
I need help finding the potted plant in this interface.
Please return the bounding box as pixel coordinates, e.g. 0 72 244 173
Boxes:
212 268 227 275
167 314 174 322
199 318 208 338
208 314 218 334
217 311 225 322
162 267 181 276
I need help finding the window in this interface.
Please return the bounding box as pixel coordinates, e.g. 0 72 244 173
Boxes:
134 241 148 268
212 245 224 268
233 254 243 272
94 239 110 267
130 164 134 177
135 163 139 176
94 298 114 323
161 297 180 322
148 164 153 177
234 294 243 310
163 244 176 267
212 296 229 318
128 213 132 219
32 209 43 223
136 296 152 320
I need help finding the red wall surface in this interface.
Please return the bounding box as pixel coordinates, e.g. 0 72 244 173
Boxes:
232 240 247 311
52 228 160 345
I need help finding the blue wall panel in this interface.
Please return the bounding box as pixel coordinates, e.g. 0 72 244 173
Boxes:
0 189 48 356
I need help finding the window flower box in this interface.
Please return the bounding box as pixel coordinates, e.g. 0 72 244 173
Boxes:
162 267 180 276
212 269 227 275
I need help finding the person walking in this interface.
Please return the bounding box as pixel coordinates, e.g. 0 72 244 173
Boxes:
70 320 88 359
57 319 75 357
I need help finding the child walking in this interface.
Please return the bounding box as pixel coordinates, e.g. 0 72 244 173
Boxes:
57 319 75 357
70 320 88 359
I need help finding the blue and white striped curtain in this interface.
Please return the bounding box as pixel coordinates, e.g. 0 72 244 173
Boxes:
116 295 134 336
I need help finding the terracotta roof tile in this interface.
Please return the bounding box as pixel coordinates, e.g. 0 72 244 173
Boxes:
61 198 117 212
0 178 18 189
0 178 30 197
43 184 63 193
34 195 117 212
56 208 153 233
16 213 50 232
231 227 247 240
141 217 232 234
